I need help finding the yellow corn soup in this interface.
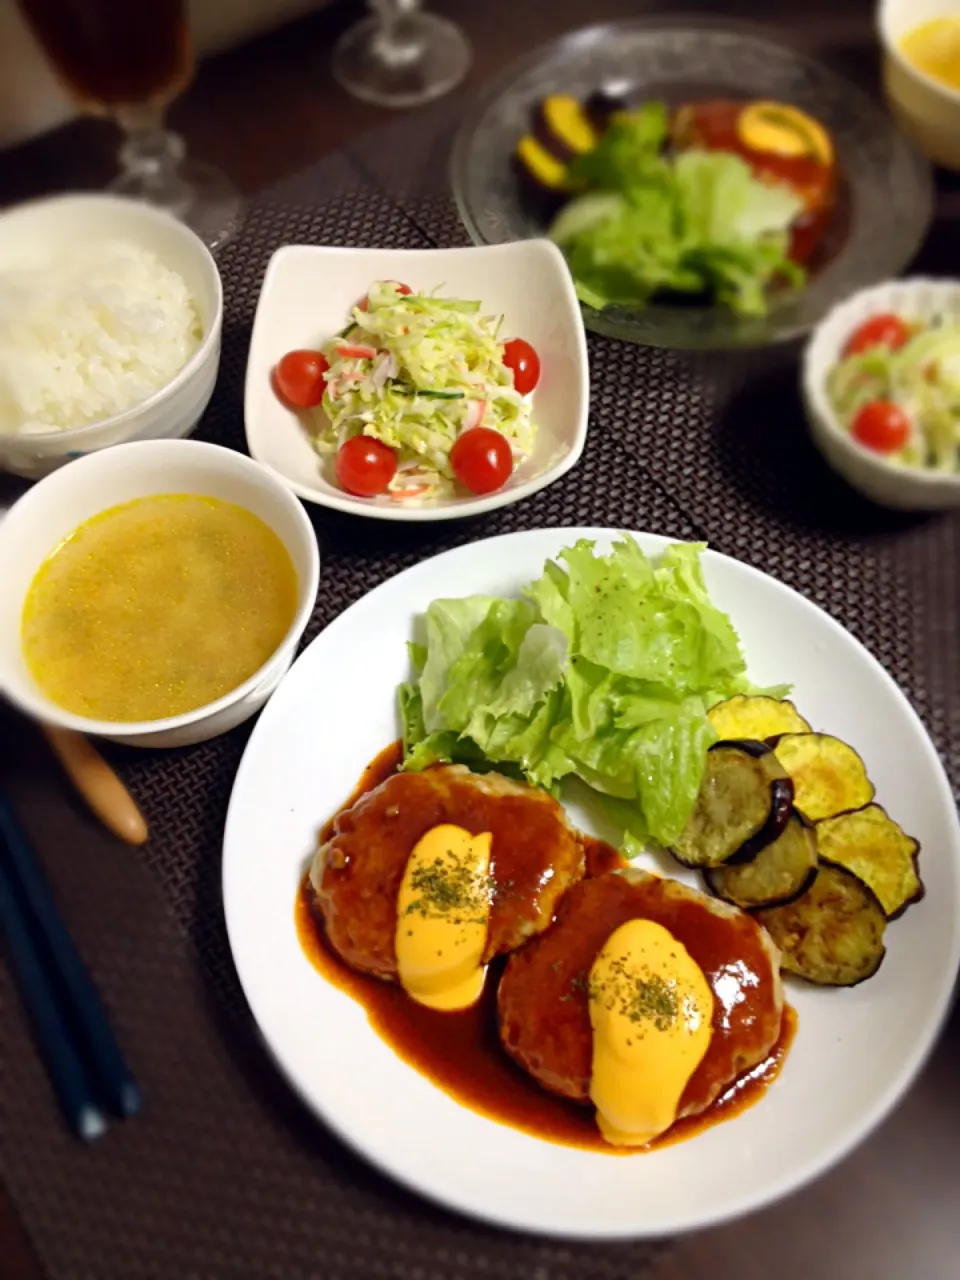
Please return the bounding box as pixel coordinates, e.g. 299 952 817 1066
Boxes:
22 494 299 722
899 17 960 91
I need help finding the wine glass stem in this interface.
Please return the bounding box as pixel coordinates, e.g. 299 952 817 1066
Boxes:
114 103 189 211
371 0 425 68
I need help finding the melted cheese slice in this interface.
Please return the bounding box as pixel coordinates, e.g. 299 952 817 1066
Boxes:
395 824 492 1011
588 919 714 1147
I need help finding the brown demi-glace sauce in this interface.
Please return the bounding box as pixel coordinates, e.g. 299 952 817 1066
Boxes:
298 742 797 1155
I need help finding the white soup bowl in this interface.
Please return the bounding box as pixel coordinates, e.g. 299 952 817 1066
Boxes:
0 440 320 747
879 0 960 171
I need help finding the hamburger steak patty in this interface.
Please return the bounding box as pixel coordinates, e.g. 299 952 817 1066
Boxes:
311 764 586 980
497 869 783 1117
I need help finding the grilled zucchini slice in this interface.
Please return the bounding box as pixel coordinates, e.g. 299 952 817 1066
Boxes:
513 135 578 198
708 694 811 742
533 94 598 160
704 812 818 909
816 804 922 919
755 863 886 987
771 732 875 822
671 740 794 869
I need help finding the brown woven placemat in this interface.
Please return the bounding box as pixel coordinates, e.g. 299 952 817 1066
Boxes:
1 104 958 1280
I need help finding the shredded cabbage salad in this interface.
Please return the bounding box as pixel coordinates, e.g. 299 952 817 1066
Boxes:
315 281 536 500
827 317 960 472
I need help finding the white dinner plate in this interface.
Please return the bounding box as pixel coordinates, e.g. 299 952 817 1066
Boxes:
223 528 960 1239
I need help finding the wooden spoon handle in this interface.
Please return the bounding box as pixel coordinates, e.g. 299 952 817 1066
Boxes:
42 726 148 846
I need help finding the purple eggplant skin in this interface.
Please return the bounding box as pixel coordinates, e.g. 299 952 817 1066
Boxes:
703 812 818 909
713 738 776 760
670 740 795 870
531 94 598 162
583 84 632 133
710 739 796 866
755 862 887 988
705 859 817 910
814 801 924 921
726 778 796 865
511 144 572 222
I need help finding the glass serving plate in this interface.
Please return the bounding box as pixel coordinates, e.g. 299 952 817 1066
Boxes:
450 18 934 350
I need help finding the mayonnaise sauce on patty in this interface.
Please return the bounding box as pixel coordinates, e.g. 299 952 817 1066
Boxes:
588 919 714 1146
395 824 493 1011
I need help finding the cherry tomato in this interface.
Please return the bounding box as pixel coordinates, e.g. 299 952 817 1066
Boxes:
851 400 911 454
502 338 541 395
451 427 513 494
358 282 412 311
274 350 329 408
844 313 910 357
335 436 397 497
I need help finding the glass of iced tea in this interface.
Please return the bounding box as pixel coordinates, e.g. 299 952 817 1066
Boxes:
16 0 240 248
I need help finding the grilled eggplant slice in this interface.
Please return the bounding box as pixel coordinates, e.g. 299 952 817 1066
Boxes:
755 863 886 987
704 812 818 909
771 732 875 823
708 694 811 743
513 134 579 201
816 804 923 919
671 740 794 869
584 84 631 133
532 94 598 160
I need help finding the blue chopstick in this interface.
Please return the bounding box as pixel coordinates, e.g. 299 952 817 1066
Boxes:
0 840 106 1140
0 791 142 1122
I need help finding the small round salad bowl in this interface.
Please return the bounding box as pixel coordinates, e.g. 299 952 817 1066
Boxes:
802 278 960 511
243 241 589 521
451 17 933 350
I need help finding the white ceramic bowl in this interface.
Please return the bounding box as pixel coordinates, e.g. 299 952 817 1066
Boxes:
244 240 589 521
0 440 320 748
0 194 223 481
802 277 960 510
879 0 960 171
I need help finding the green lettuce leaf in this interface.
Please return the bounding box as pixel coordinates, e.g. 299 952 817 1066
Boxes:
567 102 670 191
673 149 802 246
418 596 498 733
548 103 808 318
400 537 778 848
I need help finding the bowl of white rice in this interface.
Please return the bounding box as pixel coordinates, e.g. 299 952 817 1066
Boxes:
0 194 222 479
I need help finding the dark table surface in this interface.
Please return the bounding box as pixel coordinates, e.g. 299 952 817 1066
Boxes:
1 1 958 1277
